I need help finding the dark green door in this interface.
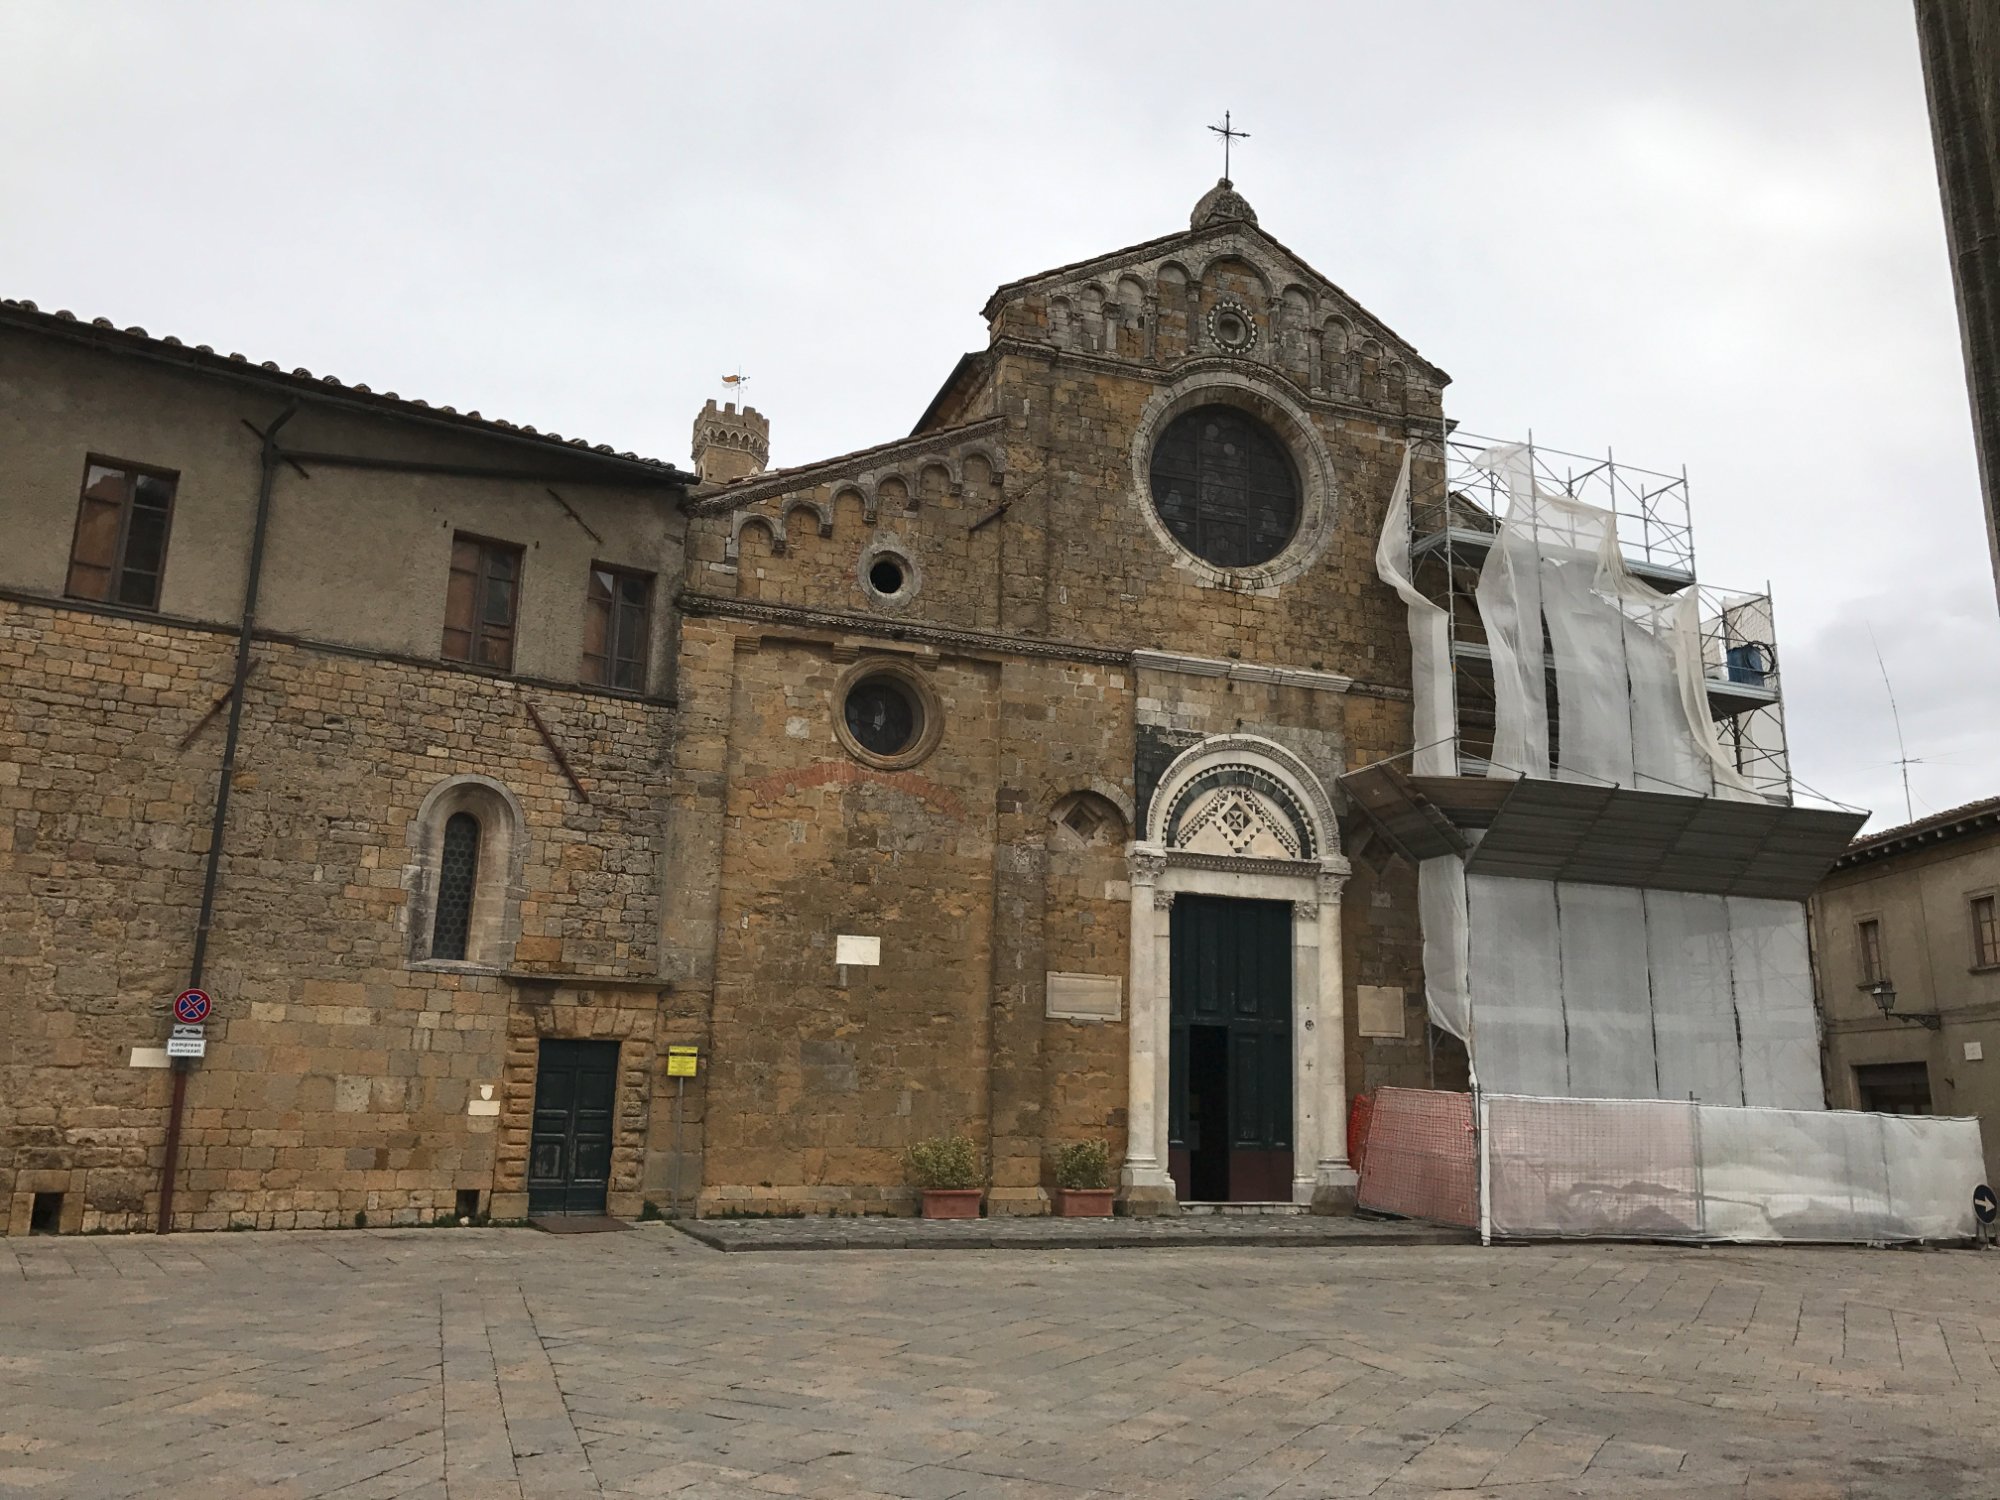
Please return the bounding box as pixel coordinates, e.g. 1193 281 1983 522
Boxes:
1168 895 1294 1202
528 1039 618 1215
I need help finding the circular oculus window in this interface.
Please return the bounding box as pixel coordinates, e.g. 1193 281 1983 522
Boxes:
1207 300 1258 353
1147 404 1301 569
833 661 943 770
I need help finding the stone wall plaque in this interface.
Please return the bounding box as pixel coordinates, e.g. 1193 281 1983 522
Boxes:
834 934 881 967
1046 972 1122 1022
1357 984 1405 1039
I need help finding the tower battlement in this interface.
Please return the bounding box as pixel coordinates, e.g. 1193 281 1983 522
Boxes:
692 399 770 485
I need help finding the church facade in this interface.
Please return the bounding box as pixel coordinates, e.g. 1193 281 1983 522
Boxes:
674 180 1452 1215
0 180 1454 1232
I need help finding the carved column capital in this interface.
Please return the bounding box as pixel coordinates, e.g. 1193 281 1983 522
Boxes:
1291 898 1317 922
1317 871 1349 907
1153 889 1177 912
1127 845 1170 886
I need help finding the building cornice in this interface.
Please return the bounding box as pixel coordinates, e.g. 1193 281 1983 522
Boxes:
678 592 1411 700
0 587 678 708
1134 648 1352 694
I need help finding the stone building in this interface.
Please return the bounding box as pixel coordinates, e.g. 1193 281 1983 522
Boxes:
3 179 1458 1233
673 179 1451 1215
0 300 702 1233
1812 797 2000 1181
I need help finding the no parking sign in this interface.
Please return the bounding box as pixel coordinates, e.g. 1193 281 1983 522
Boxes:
173 989 212 1025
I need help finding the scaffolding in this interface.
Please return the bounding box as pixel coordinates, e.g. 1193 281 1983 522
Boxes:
1406 429 1793 801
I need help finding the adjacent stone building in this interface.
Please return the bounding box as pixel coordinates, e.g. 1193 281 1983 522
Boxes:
3 180 1461 1232
1812 797 2000 1183
0 303 702 1232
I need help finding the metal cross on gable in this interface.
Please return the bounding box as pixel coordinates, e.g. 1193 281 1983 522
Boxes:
1208 111 1249 179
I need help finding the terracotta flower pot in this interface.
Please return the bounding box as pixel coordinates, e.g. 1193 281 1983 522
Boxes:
920 1189 982 1219
1057 1188 1115 1218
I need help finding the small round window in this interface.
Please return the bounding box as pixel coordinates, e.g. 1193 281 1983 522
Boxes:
843 675 920 758
1148 404 1300 569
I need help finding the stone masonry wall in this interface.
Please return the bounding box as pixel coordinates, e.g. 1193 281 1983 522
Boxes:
0 597 683 1232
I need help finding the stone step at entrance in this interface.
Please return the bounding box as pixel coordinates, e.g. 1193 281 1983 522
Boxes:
1177 1201 1308 1217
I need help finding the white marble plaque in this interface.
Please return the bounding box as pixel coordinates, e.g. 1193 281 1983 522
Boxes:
1357 984 1405 1039
835 934 881 967
1047 972 1121 1022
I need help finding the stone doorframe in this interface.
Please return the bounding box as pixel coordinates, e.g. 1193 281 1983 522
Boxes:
1119 735 1354 1214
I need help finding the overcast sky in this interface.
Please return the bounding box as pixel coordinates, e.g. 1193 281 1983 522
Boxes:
3 2 1991 830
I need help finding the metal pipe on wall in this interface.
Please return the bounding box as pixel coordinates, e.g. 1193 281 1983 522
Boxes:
156 404 298 1234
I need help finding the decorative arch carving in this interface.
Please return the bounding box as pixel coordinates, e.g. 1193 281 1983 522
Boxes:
1145 734 1339 862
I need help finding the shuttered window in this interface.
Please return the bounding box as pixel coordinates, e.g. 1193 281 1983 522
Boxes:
581 565 651 691
65 458 178 609
442 535 523 671
1973 895 1998 968
1858 919 1885 984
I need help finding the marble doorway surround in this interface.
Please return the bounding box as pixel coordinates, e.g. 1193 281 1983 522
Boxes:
1119 735 1354 1214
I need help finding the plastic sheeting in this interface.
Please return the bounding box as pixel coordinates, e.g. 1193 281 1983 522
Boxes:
1482 1093 1984 1243
1373 446 1454 778
1375 440 1819 1102
1464 874 1822 1106
1469 444 1758 801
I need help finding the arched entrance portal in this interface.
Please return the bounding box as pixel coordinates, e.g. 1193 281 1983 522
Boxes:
1121 737 1354 1212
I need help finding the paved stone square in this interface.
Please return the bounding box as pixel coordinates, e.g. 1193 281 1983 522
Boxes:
2 1225 1997 1499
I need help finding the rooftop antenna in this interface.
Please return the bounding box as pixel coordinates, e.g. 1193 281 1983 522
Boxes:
1207 110 1248 180
1868 625 1920 824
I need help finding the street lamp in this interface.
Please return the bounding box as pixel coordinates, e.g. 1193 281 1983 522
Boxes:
1867 978 1942 1030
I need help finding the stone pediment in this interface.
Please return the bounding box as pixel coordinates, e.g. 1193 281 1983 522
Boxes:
978 181 1447 404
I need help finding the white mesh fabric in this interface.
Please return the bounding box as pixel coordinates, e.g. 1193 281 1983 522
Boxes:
1482 1094 1982 1243
1643 891 1745 1105
1467 875 1566 1095
1554 884 1657 1099
1471 445 1550 778
1882 1114 1985 1240
1483 1095 1700 1239
1418 856 1472 1043
1373 445 1454 778
1727 898 1822 1109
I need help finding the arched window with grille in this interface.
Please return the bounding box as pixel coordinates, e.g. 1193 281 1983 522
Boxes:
431 812 482 961
408 775 526 968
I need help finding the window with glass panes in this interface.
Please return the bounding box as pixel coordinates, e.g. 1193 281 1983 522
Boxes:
442 535 523 671
582 565 651 691
1973 895 1998 968
431 812 481 961
65 458 178 609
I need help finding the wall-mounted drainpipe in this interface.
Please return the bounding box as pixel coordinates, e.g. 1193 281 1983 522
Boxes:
156 405 299 1234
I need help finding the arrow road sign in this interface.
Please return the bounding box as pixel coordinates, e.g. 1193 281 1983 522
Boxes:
1975 1184 1996 1226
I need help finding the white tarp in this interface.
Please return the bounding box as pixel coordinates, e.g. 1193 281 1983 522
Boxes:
1375 440 1819 1104
1464 874 1822 1107
1482 1093 1985 1244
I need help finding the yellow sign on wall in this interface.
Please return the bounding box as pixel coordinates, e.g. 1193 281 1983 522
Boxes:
666 1046 698 1078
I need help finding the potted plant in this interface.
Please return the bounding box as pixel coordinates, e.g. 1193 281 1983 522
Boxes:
906 1134 982 1219
1054 1141 1115 1217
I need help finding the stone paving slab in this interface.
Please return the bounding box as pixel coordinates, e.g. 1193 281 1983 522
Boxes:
3 1224 1999 1497
672 1213 1475 1253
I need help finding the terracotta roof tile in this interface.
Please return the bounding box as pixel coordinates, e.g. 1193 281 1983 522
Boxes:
0 296 696 483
